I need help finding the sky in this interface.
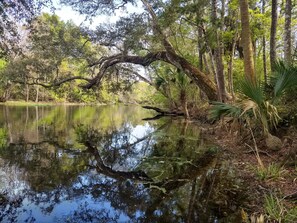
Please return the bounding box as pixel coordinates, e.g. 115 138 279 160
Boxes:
43 0 144 28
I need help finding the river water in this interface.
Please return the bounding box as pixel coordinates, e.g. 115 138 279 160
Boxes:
0 105 245 222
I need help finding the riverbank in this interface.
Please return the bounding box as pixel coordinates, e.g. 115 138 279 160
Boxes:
201 120 297 222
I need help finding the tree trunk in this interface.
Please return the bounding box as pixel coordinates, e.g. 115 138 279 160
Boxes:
35 106 39 141
211 0 227 102
270 0 278 70
253 39 257 69
203 54 211 74
262 0 267 84
180 89 189 119
35 85 39 103
263 36 267 83
284 0 292 64
228 33 237 98
26 84 30 102
198 28 204 71
239 0 256 84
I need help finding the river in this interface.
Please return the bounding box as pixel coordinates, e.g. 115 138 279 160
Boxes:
0 105 245 222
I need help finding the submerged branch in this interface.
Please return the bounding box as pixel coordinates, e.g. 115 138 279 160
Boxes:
142 105 184 116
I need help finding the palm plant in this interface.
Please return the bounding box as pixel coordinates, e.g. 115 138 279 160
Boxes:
272 61 297 100
210 61 297 134
176 70 191 118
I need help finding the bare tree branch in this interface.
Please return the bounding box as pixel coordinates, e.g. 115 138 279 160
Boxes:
14 76 92 88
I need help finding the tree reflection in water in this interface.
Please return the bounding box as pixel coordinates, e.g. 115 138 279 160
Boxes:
0 105 246 222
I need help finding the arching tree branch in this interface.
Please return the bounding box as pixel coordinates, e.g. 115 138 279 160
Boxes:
79 0 218 100
17 50 217 100
84 51 218 101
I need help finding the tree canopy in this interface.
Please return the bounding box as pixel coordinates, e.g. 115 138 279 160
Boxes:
1 0 297 109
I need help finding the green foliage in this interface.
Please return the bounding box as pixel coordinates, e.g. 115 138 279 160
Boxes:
285 206 297 223
176 70 190 89
210 61 297 132
249 7 270 41
240 80 264 105
231 59 245 92
256 163 286 181
264 194 297 223
210 78 281 133
128 82 156 104
0 59 10 101
0 13 110 103
1 10 152 104
209 102 241 120
240 80 280 131
271 61 297 100
264 194 286 222
0 59 7 70
27 13 99 81
150 64 201 108
69 88 98 103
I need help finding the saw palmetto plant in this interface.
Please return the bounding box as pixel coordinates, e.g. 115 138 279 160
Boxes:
210 61 297 134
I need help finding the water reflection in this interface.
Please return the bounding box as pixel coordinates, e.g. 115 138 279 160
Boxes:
0 105 245 222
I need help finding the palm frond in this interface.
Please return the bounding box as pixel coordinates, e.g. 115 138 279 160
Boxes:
272 61 297 99
240 79 264 106
176 71 190 88
241 99 259 118
209 101 242 120
264 101 281 129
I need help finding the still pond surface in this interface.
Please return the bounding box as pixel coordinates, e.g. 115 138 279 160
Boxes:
0 105 245 223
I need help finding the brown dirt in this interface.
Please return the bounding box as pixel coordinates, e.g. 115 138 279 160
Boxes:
200 120 297 217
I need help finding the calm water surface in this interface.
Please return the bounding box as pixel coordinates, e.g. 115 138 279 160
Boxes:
0 105 245 223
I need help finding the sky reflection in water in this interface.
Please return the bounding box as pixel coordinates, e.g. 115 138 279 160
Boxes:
0 105 237 223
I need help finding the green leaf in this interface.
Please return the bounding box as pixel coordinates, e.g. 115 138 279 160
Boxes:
272 61 297 99
209 101 242 120
240 79 264 106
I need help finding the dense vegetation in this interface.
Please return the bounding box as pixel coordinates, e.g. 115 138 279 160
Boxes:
1 0 297 114
1 0 297 221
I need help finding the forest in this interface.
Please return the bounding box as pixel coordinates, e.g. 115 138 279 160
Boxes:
0 0 297 222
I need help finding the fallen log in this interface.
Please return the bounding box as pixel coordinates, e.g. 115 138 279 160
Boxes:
142 105 184 116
